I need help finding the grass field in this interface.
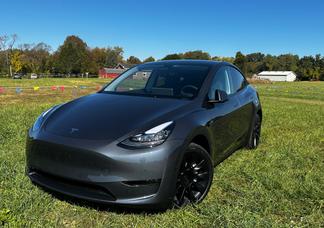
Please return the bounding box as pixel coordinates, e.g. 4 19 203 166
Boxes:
0 79 323 227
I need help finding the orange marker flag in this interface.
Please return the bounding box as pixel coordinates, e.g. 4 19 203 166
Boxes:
60 86 65 92
0 87 4 94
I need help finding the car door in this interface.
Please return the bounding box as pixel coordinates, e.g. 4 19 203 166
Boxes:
228 67 254 144
205 66 241 162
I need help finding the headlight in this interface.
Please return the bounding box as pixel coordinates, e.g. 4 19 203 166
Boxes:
32 106 56 131
120 121 174 148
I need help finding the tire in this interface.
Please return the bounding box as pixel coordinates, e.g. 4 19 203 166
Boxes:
173 143 213 208
246 114 261 149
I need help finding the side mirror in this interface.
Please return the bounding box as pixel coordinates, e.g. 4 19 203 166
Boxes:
209 89 228 103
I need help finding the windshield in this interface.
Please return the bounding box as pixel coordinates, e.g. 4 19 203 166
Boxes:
103 63 211 99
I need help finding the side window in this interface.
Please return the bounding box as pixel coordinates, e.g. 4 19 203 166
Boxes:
228 67 246 94
208 67 231 99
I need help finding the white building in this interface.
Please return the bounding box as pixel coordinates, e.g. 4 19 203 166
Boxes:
257 71 297 82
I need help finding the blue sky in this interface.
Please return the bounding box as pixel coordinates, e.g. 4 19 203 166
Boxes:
1 0 324 60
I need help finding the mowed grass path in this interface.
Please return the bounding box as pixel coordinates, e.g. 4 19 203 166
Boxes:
0 80 323 227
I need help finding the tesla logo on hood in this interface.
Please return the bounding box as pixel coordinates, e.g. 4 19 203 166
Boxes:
70 128 79 134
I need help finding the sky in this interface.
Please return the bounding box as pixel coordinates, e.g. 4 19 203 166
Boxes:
1 0 324 60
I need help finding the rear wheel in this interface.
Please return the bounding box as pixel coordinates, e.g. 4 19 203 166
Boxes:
246 114 261 149
173 143 213 208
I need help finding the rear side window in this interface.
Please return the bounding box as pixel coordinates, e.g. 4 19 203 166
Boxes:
228 67 246 94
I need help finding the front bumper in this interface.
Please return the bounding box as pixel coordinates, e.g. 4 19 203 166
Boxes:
26 130 185 208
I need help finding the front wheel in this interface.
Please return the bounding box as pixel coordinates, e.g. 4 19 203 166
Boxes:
173 143 213 208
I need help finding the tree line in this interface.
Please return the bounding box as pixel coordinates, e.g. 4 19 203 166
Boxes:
163 51 324 81
1 34 323 80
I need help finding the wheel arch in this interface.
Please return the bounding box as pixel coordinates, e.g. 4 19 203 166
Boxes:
191 134 211 155
256 107 262 122
184 127 216 165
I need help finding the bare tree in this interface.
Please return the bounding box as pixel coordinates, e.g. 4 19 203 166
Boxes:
0 34 18 77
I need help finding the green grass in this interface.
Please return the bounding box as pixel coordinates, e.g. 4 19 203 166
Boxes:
0 78 108 87
253 81 324 101
0 80 323 227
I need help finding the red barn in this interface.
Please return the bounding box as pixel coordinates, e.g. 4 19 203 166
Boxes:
98 68 125 78
99 63 135 79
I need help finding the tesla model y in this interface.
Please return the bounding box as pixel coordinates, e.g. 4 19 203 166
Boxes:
26 60 262 209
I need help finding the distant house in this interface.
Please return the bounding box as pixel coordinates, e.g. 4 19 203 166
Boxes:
98 63 136 78
257 71 297 82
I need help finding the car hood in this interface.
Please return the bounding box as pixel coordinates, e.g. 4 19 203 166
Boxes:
44 93 192 141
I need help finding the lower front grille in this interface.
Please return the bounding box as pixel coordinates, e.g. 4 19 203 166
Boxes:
28 169 116 201
122 179 161 187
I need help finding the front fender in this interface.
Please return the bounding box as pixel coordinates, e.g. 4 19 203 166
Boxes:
170 110 215 162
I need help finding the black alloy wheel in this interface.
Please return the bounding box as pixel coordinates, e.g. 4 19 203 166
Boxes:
173 143 213 208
